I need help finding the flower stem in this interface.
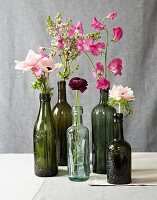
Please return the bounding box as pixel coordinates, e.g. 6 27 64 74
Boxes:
118 103 121 113
104 28 109 79
31 69 43 93
85 52 95 69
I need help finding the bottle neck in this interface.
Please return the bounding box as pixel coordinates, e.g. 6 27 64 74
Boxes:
114 113 124 140
72 114 83 126
39 93 51 113
99 89 108 104
58 81 67 103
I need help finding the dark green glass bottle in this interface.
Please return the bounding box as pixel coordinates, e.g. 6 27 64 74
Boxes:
107 113 131 184
92 89 116 174
33 93 58 177
52 81 72 166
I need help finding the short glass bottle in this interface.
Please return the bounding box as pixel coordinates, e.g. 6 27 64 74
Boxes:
52 81 72 166
92 89 116 174
67 106 90 182
107 113 131 184
33 93 58 177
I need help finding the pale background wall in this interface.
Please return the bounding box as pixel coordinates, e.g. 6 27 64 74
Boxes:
0 0 157 152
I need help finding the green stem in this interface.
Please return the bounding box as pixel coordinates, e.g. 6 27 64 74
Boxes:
31 69 43 93
118 103 121 113
104 28 109 79
85 52 95 69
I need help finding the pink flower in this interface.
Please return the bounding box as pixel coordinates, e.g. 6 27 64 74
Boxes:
33 66 42 78
76 38 85 53
89 42 105 56
91 17 105 31
113 27 123 42
108 58 123 76
106 11 117 19
96 77 110 90
37 46 45 53
109 85 135 101
93 62 104 78
15 50 40 71
69 21 84 36
57 38 64 50
15 49 61 73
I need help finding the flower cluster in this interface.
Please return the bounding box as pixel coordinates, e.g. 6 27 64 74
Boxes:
15 49 61 94
76 11 123 91
108 85 135 115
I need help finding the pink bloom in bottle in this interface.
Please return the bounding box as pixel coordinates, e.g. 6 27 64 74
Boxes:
113 27 123 42
91 17 105 31
96 77 110 91
106 11 118 19
108 58 123 76
92 62 104 78
57 38 64 50
69 22 84 36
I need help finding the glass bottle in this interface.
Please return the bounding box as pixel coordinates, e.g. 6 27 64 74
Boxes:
107 113 131 184
67 106 90 182
52 81 72 166
33 93 58 177
92 89 116 174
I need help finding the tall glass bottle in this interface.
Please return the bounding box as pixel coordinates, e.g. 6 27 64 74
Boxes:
67 106 90 182
107 113 131 184
92 89 116 174
33 93 58 177
52 81 72 166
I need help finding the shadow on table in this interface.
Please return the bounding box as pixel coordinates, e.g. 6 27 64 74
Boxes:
57 169 68 176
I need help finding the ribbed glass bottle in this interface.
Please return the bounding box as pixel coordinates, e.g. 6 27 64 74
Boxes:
107 113 131 184
33 93 58 177
52 81 72 166
92 89 116 174
67 106 90 182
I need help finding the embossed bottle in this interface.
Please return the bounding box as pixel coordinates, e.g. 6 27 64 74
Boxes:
52 81 72 166
107 113 131 184
33 93 58 177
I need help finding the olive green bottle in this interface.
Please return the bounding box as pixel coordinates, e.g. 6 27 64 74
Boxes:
33 93 58 177
52 81 72 166
92 89 116 174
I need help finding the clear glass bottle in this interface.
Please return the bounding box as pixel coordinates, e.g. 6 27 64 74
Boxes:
92 89 116 174
107 113 131 184
33 93 58 177
67 106 90 182
52 81 72 166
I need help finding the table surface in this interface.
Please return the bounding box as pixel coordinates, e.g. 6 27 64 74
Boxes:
1 153 157 200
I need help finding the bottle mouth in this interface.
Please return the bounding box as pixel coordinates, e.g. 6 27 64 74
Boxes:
114 113 123 121
57 80 66 85
72 106 83 115
39 93 51 100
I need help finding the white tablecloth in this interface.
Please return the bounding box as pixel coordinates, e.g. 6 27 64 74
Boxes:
0 153 157 200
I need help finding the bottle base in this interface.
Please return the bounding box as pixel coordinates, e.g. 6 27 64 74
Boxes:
68 176 89 182
35 169 58 177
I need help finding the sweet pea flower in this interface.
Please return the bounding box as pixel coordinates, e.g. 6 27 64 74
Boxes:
96 77 110 90
108 58 123 76
57 38 64 50
89 42 105 56
113 27 123 42
92 62 104 78
106 11 117 19
91 17 105 31
37 46 45 53
109 85 135 101
69 21 84 36
76 38 85 53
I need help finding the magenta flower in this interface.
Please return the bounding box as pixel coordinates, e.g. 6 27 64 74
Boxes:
76 38 85 53
69 77 88 93
113 27 123 42
91 17 105 31
108 58 123 76
57 38 64 50
69 22 84 36
109 85 135 101
106 11 117 19
89 42 105 56
96 77 110 91
93 62 104 78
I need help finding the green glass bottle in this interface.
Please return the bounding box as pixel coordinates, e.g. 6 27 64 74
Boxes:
52 81 72 166
107 113 131 184
67 106 90 182
33 93 58 177
92 89 116 174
